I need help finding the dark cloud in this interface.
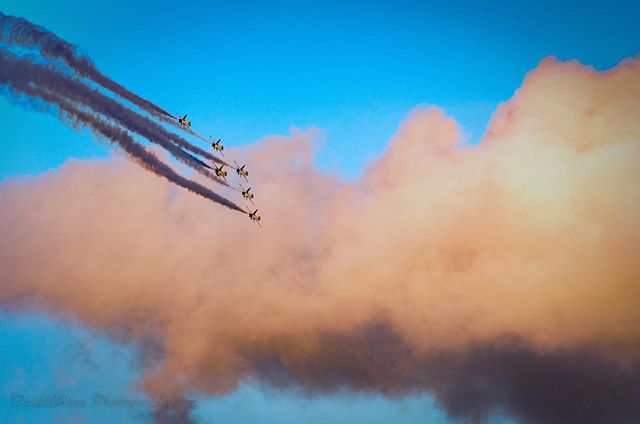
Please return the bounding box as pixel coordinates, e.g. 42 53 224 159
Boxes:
152 397 197 424
246 321 640 424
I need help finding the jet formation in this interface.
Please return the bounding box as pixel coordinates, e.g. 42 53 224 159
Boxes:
175 113 262 227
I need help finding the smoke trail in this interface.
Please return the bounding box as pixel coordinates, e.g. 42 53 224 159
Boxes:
0 11 228 165
0 11 173 120
0 49 229 186
0 52 245 212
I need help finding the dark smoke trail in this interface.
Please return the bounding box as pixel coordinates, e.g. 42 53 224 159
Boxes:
0 52 245 213
0 11 173 120
0 49 227 186
0 11 226 164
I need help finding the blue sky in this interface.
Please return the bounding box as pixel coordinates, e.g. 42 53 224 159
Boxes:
1 0 639 422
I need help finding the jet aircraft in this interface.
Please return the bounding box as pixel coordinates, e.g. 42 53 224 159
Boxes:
177 113 191 128
248 208 262 227
210 137 224 156
240 184 255 204
214 164 228 182
234 161 249 181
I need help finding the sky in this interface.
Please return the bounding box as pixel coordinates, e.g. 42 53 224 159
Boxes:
1 1 639 423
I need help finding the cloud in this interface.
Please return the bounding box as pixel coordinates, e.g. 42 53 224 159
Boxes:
1 56 639 423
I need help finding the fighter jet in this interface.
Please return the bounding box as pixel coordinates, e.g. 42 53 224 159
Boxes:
176 113 191 128
234 161 249 181
214 164 228 182
248 208 262 228
210 137 224 156
240 184 255 205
